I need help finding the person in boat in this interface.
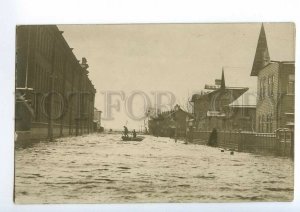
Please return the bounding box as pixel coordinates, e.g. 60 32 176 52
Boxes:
132 129 137 138
123 126 129 137
207 128 218 147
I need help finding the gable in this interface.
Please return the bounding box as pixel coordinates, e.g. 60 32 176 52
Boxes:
251 23 295 77
250 24 270 76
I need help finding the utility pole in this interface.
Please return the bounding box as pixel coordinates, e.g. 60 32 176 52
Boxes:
174 104 180 143
24 27 31 89
75 92 81 136
175 122 177 143
48 34 57 142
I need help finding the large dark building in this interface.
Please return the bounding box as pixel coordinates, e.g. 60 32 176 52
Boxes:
15 25 96 141
148 105 193 137
250 24 295 133
191 70 249 131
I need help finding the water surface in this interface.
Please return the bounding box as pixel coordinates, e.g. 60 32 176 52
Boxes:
15 133 294 203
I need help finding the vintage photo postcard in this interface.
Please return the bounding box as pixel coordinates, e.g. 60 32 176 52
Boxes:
14 23 295 203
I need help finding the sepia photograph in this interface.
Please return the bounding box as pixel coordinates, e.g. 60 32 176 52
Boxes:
14 23 295 203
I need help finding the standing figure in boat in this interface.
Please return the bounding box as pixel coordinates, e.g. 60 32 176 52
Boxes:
208 128 218 147
123 126 129 137
132 129 137 138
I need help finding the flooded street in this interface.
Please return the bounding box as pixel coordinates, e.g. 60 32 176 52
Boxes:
15 133 294 203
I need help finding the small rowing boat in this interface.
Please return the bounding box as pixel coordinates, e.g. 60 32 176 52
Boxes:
121 136 144 141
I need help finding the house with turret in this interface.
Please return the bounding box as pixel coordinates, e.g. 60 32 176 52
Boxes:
250 24 295 133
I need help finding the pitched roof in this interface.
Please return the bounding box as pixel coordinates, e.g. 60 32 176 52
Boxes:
191 86 248 102
228 105 256 109
250 23 295 76
160 108 193 118
191 70 248 102
229 90 257 106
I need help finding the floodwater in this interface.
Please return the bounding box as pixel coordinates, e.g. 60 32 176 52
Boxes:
15 133 294 203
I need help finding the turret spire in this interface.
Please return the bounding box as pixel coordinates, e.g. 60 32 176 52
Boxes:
221 68 225 89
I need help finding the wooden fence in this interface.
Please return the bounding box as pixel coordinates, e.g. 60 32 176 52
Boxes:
192 130 293 157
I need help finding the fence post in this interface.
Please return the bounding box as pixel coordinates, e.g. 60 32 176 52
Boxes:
223 131 226 147
238 130 242 152
276 130 281 156
284 130 287 156
290 129 294 160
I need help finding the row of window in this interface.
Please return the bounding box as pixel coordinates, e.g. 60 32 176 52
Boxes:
34 63 65 94
36 27 53 59
55 53 64 73
35 27 95 90
259 74 295 99
258 113 273 133
33 63 94 122
258 75 274 100
36 27 65 76
34 63 50 92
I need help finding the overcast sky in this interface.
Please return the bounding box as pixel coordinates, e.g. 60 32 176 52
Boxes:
58 23 295 130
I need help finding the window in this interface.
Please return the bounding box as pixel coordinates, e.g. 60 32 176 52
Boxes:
259 78 266 100
36 28 40 50
266 115 270 132
261 115 265 132
268 76 274 97
40 28 43 52
259 79 263 100
262 78 266 98
271 75 274 96
34 63 38 89
287 74 295 94
265 114 273 133
34 63 39 121
258 115 261 132
263 49 270 64
46 35 49 58
270 113 273 132
41 30 45 54
267 77 270 96
43 70 47 91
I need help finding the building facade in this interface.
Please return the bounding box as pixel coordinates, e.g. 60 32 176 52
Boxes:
15 25 96 141
148 106 193 137
191 71 249 131
225 105 256 132
250 24 295 133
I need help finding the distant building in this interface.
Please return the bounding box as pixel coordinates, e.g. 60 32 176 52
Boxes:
250 24 295 132
15 25 96 141
148 105 193 137
191 70 249 131
93 108 103 132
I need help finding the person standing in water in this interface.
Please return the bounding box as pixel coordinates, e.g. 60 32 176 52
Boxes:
208 128 218 147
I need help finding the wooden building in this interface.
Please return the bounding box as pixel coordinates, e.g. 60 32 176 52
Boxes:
225 104 256 132
250 24 295 133
15 25 96 141
191 70 249 131
148 105 193 137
